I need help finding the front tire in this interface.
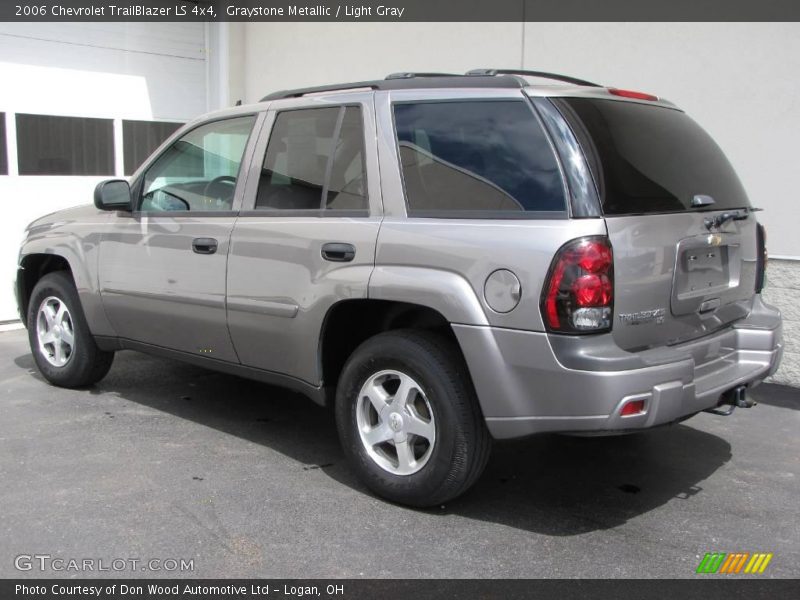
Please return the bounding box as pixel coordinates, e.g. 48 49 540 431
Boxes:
335 329 491 507
27 271 114 388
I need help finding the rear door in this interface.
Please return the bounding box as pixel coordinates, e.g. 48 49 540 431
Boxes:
554 97 759 350
226 93 382 385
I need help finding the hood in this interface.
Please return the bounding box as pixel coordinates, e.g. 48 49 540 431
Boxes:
26 204 103 232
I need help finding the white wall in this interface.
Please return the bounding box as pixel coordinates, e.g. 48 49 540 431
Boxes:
0 23 210 320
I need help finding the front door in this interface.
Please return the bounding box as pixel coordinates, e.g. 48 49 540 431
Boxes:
98 114 261 362
226 95 382 385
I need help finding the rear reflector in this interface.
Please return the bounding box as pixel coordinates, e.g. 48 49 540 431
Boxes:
620 399 645 416
755 223 767 293
608 88 659 101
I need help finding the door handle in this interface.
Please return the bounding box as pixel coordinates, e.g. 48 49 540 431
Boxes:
192 237 218 255
321 242 356 262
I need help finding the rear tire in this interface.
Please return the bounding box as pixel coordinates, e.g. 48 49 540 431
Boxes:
335 329 491 507
27 271 114 388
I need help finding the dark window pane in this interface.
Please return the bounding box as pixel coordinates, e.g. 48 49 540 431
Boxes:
557 98 750 215
123 120 183 176
326 107 367 210
16 114 114 176
393 101 565 214
0 113 7 175
141 116 255 212
256 108 340 211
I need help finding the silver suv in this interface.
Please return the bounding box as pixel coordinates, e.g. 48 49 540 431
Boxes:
15 70 783 506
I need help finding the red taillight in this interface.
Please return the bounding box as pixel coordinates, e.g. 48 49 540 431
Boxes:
608 88 659 102
620 399 645 416
541 237 614 333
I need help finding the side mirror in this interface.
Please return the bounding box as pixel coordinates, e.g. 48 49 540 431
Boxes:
94 179 132 211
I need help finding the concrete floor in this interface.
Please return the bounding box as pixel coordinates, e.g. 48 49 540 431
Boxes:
1 328 798 578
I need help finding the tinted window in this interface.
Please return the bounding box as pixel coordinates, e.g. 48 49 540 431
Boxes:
326 107 367 210
256 106 367 211
0 113 7 175
393 101 565 215
123 120 183 176
558 98 750 215
141 116 255 212
16 114 114 176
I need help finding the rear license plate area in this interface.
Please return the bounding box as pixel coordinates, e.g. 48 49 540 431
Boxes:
682 245 728 293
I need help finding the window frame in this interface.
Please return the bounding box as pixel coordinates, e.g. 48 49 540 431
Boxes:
390 97 570 220
130 113 261 217
240 104 371 218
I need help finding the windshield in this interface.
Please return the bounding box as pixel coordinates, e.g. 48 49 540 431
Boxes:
555 98 751 215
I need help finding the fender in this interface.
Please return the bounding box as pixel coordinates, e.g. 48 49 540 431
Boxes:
368 266 489 326
19 213 116 337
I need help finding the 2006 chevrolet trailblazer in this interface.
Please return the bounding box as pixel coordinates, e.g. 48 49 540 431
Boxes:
15 70 783 506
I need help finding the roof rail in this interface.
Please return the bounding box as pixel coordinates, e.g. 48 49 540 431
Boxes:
260 74 526 101
261 81 381 101
385 72 460 80
466 69 601 87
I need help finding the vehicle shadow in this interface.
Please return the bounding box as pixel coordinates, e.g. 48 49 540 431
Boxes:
13 350 732 536
750 382 799 411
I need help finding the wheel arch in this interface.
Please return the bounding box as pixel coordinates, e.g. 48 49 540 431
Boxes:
17 253 77 324
319 299 465 394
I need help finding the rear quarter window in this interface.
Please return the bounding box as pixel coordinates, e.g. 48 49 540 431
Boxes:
393 100 566 217
556 98 750 215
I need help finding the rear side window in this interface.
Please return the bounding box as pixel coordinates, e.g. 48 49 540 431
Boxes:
256 106 367 212
557 98 750 215
393 101 566 216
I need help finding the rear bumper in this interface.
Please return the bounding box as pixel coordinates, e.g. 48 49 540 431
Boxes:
453 296 783 439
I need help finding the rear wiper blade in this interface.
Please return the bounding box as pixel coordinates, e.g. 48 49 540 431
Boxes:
704 210 749 230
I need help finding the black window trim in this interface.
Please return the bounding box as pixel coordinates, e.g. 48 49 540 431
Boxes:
249 103 371 216
390 97 570 220
130 113 259 216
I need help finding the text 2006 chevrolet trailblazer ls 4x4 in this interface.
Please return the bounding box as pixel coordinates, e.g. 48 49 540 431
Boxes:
16 70 783 506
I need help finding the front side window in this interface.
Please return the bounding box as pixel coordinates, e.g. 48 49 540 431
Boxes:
140 116 255 212
393 101 566 216
255 106 367 211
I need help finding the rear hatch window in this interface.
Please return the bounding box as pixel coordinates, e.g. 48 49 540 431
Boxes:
555 98 750 215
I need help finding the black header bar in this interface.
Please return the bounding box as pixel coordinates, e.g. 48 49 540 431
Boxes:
1 1 799 22
2 579 799 600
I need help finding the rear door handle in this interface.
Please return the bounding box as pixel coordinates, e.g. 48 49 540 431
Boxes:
192 237 218 255
321 242 355 262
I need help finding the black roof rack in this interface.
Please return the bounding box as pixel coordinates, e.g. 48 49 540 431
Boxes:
385 72 460 80
466 69 601 87
260 69 598 101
